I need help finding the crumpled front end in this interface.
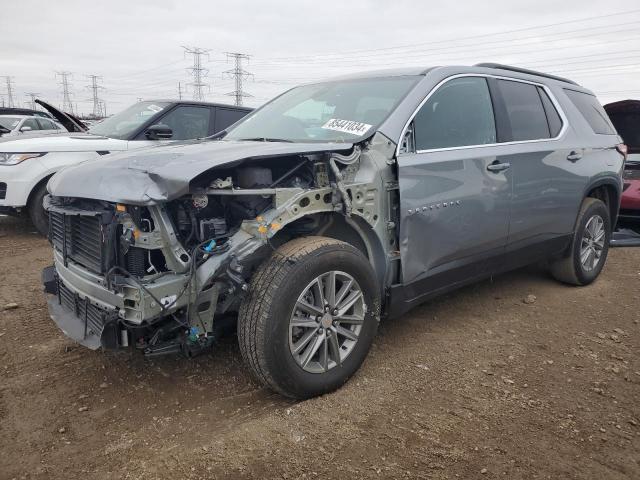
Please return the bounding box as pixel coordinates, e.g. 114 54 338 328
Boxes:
42 134 397 356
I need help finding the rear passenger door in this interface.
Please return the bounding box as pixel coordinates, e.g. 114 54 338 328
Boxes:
398 76 512 287
493 78 577 252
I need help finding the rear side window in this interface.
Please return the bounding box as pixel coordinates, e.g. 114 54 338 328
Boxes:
564 89 616 135
537 87 563 137
413 76 496 150
215 108 248 133
497 79 550 141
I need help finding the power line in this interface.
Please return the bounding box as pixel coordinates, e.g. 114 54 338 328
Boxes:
258 8 640 63
182 46 211 101
56 71 74 114
223 52 253 106
2 76 16 108
24 92 40 110
85 74 105 117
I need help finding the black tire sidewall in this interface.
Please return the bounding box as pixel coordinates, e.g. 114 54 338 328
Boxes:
28 184 49 236
572 200 610 285
263 244 379 399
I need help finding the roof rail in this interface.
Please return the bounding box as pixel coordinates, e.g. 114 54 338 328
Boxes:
474 63 579 86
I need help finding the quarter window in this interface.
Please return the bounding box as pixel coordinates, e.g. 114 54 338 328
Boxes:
497 79 550 141
413 77 496 150
564 89 616 135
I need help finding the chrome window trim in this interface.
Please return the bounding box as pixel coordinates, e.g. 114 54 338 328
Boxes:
396 73 569 156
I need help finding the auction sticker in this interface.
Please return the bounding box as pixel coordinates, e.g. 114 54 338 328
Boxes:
321 118 372 136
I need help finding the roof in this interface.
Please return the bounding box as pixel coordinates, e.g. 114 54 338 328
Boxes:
604 99 640 113
0 114 28 119
317 67 437 82
144 99 253 111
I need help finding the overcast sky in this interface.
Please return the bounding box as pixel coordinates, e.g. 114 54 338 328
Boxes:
2 0 640 116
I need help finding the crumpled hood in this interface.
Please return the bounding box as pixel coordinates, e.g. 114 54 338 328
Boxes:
48 139 353 205
0 132 128 152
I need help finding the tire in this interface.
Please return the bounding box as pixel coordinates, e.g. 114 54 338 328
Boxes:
550 198 611 286
28 183 49 236
238 236 380 399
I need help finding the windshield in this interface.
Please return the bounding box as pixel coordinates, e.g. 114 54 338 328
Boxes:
225 76 419 143
0 116 21 131
88 101 170 139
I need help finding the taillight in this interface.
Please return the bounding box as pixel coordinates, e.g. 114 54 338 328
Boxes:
616 143 628 160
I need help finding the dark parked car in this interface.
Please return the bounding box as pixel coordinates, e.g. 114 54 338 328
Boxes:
605 100 639 227
0 99 252 235
42 64 624 399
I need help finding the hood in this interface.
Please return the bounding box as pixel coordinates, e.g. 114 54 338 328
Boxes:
48 139 354 204
0 133 128 152
35 99 87 133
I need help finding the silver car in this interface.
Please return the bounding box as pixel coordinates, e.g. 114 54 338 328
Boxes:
0 114 62 137
42 64 625 399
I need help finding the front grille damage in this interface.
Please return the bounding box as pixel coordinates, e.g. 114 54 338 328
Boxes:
48 207 117 274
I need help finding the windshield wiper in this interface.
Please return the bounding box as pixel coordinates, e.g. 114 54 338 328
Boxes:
237 137 293 143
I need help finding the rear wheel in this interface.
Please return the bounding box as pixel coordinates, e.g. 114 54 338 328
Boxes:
550 197 610 285
28 183 49 236
237 236 380 399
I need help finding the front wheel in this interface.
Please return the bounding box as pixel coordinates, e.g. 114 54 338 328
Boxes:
550 197 611 285
237 236 380 399
28 183 49 236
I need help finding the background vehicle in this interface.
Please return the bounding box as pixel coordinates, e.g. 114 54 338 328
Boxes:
605 100 640 227
0 114 63 137
0 99 252 234
42 64 624 399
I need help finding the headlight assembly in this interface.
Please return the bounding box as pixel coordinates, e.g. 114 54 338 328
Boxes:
0 152 46 166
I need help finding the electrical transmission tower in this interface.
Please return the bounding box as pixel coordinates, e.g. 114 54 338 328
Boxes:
25 92 40 110
85 75 105 117
56 71 75 114
223 53 253 107
2 76 16 108
182 46 211 101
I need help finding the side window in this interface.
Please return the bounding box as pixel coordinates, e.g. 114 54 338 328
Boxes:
37 118 55 130
497 79 550 141
157 106 210 140
413 77 496 150
214 108 248 133
563 89 616 135
537 87 563 137
21 118 40 130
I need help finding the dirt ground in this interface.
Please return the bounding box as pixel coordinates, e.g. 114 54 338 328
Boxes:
0 215 639 480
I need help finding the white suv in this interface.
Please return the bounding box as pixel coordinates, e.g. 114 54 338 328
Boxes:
0 99 251 234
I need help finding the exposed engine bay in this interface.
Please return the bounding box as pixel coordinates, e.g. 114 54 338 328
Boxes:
43 133 399 358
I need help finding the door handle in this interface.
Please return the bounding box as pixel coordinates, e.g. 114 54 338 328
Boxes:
567 151 582 162
486 161 511 172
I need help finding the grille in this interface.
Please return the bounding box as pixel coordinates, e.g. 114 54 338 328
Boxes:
50 211 106 274
0 182 6 200
57 280 108 337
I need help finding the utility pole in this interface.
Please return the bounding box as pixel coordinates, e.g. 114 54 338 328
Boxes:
2 76 16 108
182 46 211 101
56 71 74 114
25 92 40 110
178 82 183 100
223 52 253 107
85 74 104 118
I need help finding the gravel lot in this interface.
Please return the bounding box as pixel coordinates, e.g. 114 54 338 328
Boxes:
1 215 639 480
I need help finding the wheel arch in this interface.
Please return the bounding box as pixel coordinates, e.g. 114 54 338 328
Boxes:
26 172 55 208
272 212 388 295
584 177 621 227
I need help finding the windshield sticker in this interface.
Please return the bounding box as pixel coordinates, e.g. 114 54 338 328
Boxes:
321 118 372 136
147 104 164 113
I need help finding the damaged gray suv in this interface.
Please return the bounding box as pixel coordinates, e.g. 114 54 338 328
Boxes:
43 64 625 399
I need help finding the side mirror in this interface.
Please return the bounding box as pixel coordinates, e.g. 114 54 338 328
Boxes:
145 124 173 140
20 126 33 132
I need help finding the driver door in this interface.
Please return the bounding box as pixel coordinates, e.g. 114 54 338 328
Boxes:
397 76 512 294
